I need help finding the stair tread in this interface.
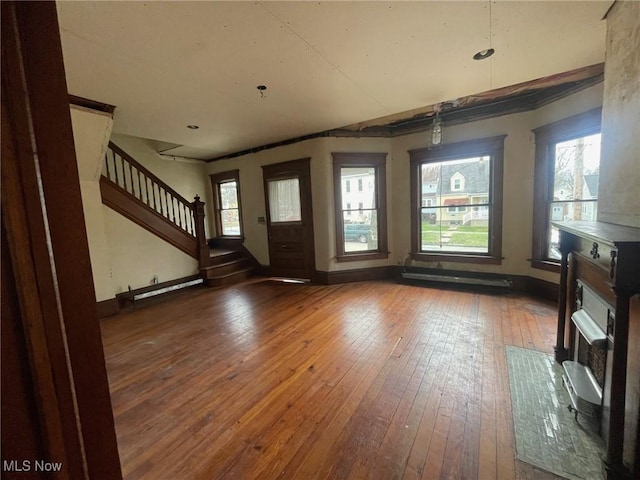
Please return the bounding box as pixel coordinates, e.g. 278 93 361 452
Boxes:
202 258 249 270
209 248 240 257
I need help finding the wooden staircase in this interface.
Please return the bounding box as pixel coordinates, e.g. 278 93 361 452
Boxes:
100 142 255 289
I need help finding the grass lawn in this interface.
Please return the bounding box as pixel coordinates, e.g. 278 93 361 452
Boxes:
449 232 488 247
421 232 441 244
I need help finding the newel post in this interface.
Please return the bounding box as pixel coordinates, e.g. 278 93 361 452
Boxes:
192 195 209 268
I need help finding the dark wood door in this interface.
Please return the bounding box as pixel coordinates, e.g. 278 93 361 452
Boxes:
263 158 316 281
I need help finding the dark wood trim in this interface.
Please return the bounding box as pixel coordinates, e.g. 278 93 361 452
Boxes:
410 252 503 265
69 94 116 114
96 298 120 319
316 266 395 285
332 152 389 262
262 158 316 282
207 66 603 162
2 2 122 477
209 169 243 238
100 176 198 258
409 135 505 265
336 252 390 263
531 108 602 266
208 236 244 249
531 259 561 274
524 276 559 303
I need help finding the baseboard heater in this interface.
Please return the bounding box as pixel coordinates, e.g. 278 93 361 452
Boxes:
401 271 512 289
119 277 203 307
131 278 203 301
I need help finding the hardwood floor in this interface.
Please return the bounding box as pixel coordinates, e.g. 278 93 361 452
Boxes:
100 279 565 480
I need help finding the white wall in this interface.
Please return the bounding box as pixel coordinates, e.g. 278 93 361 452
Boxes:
103 207 199 293
74 82 605 297
73 120 215 299
71 105 115 302
105 134 212 292
208 84 603 283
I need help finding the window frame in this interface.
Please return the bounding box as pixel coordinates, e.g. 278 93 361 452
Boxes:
332 152 388 262
531 108 602 272
209 169 243 239
409 135 505 264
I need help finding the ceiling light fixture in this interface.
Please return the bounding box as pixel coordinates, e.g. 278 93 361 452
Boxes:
186 124 199 129
473 1 495 64
473 48 495 60
430 104 443 146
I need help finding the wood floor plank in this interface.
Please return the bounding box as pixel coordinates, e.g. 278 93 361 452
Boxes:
100 279 560 480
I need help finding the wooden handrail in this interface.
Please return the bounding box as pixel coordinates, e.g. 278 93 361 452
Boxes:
101 142 209 269
107 142 191 207
104 142 196 236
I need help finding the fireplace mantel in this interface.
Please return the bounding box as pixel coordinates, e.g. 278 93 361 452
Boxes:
554 220 640 480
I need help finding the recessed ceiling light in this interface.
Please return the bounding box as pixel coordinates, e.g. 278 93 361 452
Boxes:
473 48 495 60
186 124 199 129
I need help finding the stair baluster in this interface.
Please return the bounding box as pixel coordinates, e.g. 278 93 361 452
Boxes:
101 142 208 270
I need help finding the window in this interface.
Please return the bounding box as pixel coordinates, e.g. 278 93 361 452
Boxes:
210 170 243 237
346 180 351 193
531 108 601 271
409 136 505 264
332 152 388 262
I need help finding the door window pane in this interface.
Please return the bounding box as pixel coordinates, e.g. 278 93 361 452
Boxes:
268 178 301 222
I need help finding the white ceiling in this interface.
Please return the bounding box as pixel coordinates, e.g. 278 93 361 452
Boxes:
57 1 611 160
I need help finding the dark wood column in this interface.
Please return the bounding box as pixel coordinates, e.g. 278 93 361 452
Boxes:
554 230 574 362
193 195 209 268
1 2 122 478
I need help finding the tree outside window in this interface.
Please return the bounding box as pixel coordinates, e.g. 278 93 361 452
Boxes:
531 108 601 270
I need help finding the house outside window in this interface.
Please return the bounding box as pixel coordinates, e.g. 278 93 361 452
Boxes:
409 136 505 264
332 152 388 262
210 170 243 237
531 108 601 270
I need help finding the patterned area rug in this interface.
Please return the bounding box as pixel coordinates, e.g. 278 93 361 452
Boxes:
506 346 605 480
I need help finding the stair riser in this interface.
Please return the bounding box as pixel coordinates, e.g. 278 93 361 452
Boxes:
204 269 253 288
203 261 250 278
209 252 243 266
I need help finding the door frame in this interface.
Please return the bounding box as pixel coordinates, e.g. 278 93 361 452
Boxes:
262 158 316 282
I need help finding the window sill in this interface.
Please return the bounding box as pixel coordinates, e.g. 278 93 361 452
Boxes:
411 252 502 265
531 259 560 274
336 251 389 263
